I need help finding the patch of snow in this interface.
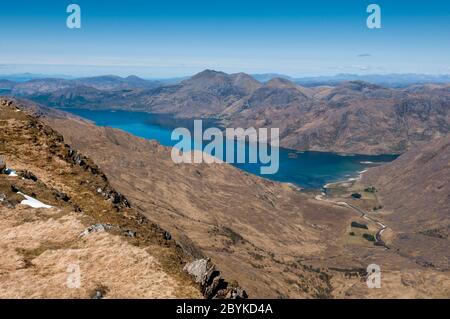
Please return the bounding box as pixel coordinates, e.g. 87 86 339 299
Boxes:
5 168 17 177
17 192 52 209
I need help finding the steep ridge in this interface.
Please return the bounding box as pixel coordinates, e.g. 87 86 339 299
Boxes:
0 98 244 299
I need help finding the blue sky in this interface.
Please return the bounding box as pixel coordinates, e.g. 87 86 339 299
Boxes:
0 0 449 77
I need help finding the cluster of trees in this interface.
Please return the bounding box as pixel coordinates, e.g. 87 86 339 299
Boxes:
363 233 376 242
364 186 377 193
351 221 368 229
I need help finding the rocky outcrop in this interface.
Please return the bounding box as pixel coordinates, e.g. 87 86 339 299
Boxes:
79 223 114 237
184 259 248 299
18 170 38 181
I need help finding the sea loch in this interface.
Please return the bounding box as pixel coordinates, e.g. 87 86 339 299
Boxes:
64 108 398 189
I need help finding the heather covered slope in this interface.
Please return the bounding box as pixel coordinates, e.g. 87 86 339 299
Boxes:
363 136 450 233
362 136 450 269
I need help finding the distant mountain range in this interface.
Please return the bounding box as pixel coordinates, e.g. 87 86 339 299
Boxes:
0 75 161 94
2 70 450 155
293 73 450 88
3 72 450 87
242 73 450 87
0 72 76 82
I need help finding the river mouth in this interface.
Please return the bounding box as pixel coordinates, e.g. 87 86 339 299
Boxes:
62 108 398 189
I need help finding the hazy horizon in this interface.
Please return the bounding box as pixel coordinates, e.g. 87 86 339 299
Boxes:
2 67 450 81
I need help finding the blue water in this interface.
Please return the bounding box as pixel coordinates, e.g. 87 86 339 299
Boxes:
65 109 398 189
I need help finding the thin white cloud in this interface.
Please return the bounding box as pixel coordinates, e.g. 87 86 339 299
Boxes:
350 65 370 71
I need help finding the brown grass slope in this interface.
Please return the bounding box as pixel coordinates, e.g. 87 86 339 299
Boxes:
0 98 203 298
362 136 450 270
